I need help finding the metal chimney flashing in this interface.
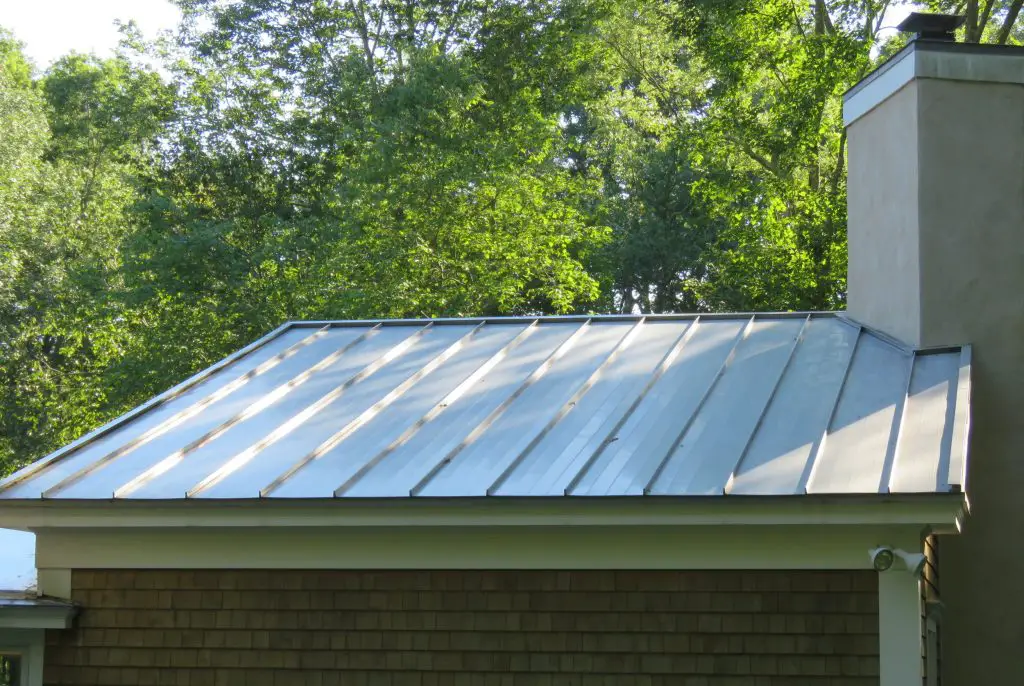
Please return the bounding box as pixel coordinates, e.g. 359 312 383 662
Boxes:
843 40 1024 127
896 12 965 41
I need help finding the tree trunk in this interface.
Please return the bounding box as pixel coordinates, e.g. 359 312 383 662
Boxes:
965 0 981 41
977 0 998 40
814 0 834 35
997 0 1024 43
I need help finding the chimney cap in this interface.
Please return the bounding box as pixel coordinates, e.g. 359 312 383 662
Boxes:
897 12 965 41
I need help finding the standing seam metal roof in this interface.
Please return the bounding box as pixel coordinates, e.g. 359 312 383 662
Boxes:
0 313 970 500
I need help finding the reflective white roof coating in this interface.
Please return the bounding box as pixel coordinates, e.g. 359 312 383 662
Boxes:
0 314 970 500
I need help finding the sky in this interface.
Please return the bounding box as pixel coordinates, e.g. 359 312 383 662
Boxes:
2 0 915 70
1 0 182 68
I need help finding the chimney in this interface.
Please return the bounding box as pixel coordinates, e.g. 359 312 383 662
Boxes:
844 29 1024 348
843 24 1024 685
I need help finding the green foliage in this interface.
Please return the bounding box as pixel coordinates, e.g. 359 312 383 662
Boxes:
0 46 176 472
924 0 1024 43
673 0 868 310
0 29 33 88
2 0 1023 475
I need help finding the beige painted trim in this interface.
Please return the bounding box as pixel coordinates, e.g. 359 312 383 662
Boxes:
844 48 917 125
0 606 75 631
0 496 965 531
36 525 924 570
844 44 1024 126
36 569 70 600
878 571 923 686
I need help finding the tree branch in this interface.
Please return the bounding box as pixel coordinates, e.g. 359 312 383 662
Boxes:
873 0 892 38
812 0 835 34
439 0 465 52
791 0 807 37
727 134 784 178
370 8 384 57
829 129 846 195
598 34 682 119
349 0 378 84
977 0 998 39
965 0 980 41
997 0 1024 43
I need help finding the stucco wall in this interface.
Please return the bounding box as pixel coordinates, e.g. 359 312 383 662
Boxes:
847 80 922 347
912 74 1024 686
846 57 1024 685
44 569 879 685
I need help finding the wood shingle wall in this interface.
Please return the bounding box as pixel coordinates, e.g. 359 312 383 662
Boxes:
45 570 880 685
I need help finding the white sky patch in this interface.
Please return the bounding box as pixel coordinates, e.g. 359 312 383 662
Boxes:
0 527 35 591
1 0 921 70
877 3 917 53
1 0 182 69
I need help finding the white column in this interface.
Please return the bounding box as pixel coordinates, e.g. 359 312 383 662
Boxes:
879 571 922 686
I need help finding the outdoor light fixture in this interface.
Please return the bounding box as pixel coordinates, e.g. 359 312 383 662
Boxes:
870 546 896 571
869 546 927 576
897 549 927 576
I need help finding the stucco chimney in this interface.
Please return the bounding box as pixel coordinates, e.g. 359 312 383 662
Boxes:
843 35 1024 685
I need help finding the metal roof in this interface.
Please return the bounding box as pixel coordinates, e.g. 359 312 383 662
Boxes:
0 313 970 500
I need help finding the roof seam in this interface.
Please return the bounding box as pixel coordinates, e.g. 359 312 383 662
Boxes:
0 321 298 498
564 317 702 496
410 319 593 497
291 311 838 327
941 345 972 493
486 317 648 496
644 315 757 496
257 323 429 498
801 324 864 495
333 321 541 497
880 353 917 494
725 314 813 496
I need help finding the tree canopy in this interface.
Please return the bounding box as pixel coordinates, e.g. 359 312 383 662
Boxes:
1 1 1021 474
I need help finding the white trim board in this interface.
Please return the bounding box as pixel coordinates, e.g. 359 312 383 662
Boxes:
0 629 44 686
36 524 925 571
0 605 75 631
844 43 1024 126
879 572 924 686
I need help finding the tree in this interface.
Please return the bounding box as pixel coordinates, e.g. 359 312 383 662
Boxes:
0 47 175 474
670 0 1021 310
3 0 1022 475
126 0 613 323
927 0 1024 43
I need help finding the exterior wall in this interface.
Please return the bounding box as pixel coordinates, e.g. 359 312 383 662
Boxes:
847 79 922 347
44 569 880 685
845 48 1024 685
913 78 1024 350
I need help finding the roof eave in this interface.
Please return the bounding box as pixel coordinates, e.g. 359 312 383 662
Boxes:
0 596 77 630
0 492 967 532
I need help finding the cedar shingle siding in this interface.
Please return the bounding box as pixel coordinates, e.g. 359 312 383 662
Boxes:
45 570 879 685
